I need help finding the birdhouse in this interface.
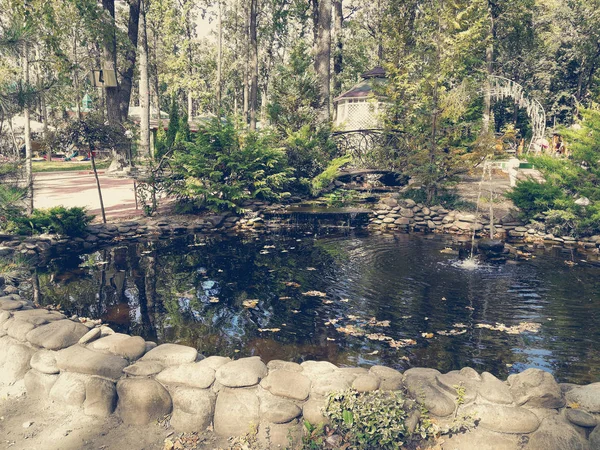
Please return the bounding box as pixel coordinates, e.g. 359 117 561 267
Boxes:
334 66 387 131
82 93 93 112
89 66 118 88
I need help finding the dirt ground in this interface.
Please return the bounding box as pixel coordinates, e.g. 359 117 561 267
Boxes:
0 384 230 450
33 171 143 221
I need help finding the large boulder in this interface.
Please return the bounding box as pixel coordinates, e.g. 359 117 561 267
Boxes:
565 383 600 413
55 345 129 380
49 372 89 406
302 396 329 426
140 343 198 366
24 369 58 399
0 336 36 385
463 404 540 434
369 366 403 390
258 390 302 424
89 333 146 360
26 319 89 350
84 377 116 417
123 360 164 377
525 415 589 450
214 388 260 436
443 428 520 450
12 309 65 325
508 368 564 409
403 368 455 417
260 370 311 401
30 350 59 374
116 378 172 425
170 387 216 432
215 357 267 388
156 363 215 389
197 355 231 371
6 320 36 341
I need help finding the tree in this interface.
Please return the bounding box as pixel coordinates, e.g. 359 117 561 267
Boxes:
313 0 332 120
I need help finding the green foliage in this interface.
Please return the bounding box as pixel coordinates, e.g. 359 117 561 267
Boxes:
175 112 191 144
310 155 352 195
169 117 293 212
166 94 180 147
505 107 600 236
324 389 438 449
267 41 337 190
9 206 93 236
506 180 566 220
321 189 364 207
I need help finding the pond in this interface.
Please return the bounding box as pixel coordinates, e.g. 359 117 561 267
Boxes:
31 230 600 384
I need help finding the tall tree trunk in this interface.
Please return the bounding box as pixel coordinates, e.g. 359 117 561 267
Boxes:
216 0 223 112
483 4 494 134
102 0 121 127
332 0 343 115
314 0 332 120
249 0 258 131
119 0 141 121
243 0 249 125
23 46 33 215
73 31 82 120
139 1 151 158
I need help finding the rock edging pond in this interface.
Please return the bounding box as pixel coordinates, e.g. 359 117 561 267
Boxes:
1 284 600 449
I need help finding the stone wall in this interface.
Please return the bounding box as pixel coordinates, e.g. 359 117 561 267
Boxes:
1 281 600 449
367 195 600 254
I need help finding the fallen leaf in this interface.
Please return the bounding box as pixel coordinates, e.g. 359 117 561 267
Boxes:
279 296 292 300
242 299 259 309
306 267 317 271
302 290 327 297
421 332 434 339
258 328 281 332
283 281 301 288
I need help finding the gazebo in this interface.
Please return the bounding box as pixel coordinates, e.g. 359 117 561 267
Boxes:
334 66 387 131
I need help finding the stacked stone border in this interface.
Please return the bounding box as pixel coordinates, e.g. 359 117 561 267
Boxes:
1 276 600 449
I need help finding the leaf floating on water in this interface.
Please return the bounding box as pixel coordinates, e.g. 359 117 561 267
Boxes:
441 297 447 301
347 314 360 321
242 299 259 309
279 296 292 300
367 350 379 355
421 332 434 339
389 339 416 348
324 319 339 326
323 300 334 304
340 298 349 303
263 245 276 249
437 329 467 336
475 322 541 334
302 290 327 297
465 306 475 311
401 315 412 320
453 323 467 328
209 297 220 303
366 333 393 341
258 328 281 332
283 281 301 288
292 309 300 314
281 250 288 253
337 324 366 337
327 337 336 341
368 318 391 327
306 267 317 271
259 250 270 255
564 260 577 267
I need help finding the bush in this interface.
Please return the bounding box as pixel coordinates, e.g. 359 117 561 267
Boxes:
505 180 566 221
169 118 293 212
323 389 437 449
10 206 93 236
310 155 352 195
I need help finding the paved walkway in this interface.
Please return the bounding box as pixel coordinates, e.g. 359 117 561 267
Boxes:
33 171 143 221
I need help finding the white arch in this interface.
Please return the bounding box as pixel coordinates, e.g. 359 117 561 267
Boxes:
488 76 546 153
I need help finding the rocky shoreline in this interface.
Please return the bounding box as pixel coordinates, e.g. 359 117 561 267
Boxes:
1 274 600 449
1 195 599 267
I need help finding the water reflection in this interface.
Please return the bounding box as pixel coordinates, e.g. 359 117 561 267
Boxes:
34 231 600 384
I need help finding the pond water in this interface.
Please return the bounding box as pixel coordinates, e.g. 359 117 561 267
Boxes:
32 231 600 384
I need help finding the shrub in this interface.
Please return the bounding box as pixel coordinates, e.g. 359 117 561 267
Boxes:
323 389 437 449
10 206 93 236
505 180 566 221
169 118 293 212
310 155 352 195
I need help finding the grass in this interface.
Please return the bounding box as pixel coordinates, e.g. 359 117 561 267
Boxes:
32 160 110 173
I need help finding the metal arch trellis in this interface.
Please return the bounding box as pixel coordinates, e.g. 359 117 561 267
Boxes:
487 75 546 153
331 129 408 170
